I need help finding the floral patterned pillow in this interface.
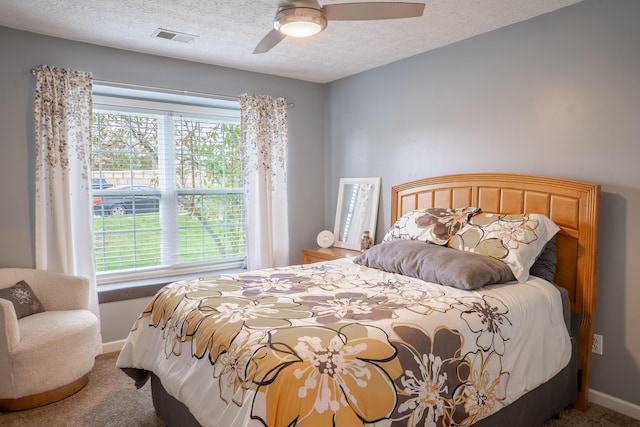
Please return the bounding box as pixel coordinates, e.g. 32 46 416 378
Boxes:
0 280 45 319
382 207 481 245
448 213 561 282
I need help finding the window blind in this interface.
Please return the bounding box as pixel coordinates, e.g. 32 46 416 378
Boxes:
91 92 245 284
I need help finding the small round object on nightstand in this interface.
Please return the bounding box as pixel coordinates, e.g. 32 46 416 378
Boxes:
316 230 334 248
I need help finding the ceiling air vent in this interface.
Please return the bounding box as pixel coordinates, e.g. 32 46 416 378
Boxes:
152 28 198 44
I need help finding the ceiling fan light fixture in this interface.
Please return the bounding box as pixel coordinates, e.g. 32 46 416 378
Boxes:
274 7 327 38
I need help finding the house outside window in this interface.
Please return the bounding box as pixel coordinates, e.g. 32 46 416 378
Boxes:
91 89 245 285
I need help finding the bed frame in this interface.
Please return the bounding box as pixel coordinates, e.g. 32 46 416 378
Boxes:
390 172 600 411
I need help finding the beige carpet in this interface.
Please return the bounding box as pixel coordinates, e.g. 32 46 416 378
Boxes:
1 352 638 427
0 352 161 427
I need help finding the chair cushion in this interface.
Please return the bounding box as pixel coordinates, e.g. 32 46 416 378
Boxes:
0 310 98 399
0 280 45 319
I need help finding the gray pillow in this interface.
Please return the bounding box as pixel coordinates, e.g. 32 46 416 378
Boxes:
529 236 557 283
0 280 45 319
353 240 515 290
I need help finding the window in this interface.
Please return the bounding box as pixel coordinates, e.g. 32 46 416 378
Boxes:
91 88 245 284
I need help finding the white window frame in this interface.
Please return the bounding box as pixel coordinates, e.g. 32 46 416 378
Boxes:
91 88 245 285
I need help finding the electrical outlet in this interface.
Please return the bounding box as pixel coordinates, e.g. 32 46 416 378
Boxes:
592 334 603 355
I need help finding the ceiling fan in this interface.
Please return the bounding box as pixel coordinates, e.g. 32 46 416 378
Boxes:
253 1 426 54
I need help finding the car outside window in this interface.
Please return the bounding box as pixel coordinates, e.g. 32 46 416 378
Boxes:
91 178 113 189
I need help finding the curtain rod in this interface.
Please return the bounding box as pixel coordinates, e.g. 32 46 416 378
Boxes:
30 68 240 102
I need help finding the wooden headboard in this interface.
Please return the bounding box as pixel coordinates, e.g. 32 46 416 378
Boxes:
390 173 600 410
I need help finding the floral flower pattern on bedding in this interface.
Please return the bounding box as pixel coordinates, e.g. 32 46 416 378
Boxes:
122 260 568 427
448 213 560 282
382 207 481 245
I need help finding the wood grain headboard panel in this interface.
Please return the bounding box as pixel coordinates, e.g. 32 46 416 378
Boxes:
390 173 600 410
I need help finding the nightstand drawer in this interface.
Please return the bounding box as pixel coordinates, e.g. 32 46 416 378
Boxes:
301 247 360 264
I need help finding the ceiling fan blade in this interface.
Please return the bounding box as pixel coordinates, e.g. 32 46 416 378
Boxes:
253 29 287 54
323 2 425 21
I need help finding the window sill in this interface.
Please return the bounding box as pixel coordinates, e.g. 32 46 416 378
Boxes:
98 267 246 304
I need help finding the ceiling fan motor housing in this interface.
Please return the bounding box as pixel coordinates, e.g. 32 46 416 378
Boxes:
274 7 328 37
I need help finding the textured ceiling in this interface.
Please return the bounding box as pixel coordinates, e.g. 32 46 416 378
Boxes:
0 0 583 83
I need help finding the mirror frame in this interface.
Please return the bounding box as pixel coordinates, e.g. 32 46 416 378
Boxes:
332 177 381 250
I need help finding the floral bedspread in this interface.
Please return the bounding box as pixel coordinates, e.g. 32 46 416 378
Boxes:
117 258 571 427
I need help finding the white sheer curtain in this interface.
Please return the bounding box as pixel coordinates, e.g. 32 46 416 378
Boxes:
34 65 101 352
240 94 289 270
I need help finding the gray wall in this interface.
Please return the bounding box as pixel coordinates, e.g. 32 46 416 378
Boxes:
0 26 325 342
325 0 640 407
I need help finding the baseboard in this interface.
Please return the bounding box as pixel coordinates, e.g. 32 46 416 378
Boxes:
101 339 126 354
590 389 640 420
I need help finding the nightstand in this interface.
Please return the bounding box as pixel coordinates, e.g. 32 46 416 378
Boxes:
301 247 361 264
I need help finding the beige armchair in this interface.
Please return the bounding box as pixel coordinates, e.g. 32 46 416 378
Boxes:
0 268 99 411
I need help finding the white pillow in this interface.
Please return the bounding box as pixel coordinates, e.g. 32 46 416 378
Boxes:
448 213 560 282
382 207 481 245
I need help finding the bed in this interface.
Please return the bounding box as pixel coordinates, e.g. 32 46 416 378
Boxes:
117 172 600 426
